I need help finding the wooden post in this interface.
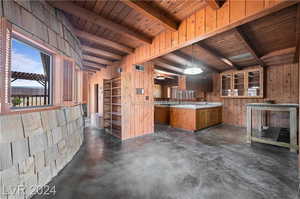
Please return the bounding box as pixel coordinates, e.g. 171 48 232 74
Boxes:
290 107 297 152
257 110 262 132
246 106 252 144
0 18 12 113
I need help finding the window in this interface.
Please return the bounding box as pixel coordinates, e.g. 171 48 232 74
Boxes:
10 38 52 108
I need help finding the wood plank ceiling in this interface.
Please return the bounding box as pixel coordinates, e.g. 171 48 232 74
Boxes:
48 0 214 71
48 1 298 73
155 4 298 74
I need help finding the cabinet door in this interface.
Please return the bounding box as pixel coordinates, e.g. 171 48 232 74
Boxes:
196 109 207 129
246 70 263 97
221 73 233 97
233 72 245 96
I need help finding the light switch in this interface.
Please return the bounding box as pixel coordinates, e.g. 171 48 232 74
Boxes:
136 88 144 95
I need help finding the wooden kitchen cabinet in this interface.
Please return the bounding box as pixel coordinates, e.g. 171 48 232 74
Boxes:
170 106 222 131
154 106 170 124
196 107 222 129
221 67 263 98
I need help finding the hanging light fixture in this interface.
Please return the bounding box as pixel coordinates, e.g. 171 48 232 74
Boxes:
183 44 203 75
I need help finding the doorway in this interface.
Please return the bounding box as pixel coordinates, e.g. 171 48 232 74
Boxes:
94 84 99 113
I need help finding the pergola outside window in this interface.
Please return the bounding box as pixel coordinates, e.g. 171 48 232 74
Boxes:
10 38 52 108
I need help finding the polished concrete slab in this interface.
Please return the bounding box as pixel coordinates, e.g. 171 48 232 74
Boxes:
32 124 299 199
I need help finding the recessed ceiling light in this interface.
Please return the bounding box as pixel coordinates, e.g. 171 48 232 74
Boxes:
183 67 203 75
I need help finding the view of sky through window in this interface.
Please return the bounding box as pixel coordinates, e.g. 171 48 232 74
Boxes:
11 38 45 88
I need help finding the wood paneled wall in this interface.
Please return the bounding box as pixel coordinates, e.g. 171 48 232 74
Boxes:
117 0 297 138
178 76 187 90
88 64 119 116
121 61 154 140
205 64 299 128
82 71 89 103
129 0 295 65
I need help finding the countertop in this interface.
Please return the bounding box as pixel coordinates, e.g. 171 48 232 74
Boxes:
246 103 299 108
154 102 222 109
169 103 223 109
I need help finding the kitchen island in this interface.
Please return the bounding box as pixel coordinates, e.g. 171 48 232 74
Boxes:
154 102 223 131
169 103 223 131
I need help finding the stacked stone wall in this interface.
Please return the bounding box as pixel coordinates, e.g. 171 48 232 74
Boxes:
0 105 84 199
1 0 82 65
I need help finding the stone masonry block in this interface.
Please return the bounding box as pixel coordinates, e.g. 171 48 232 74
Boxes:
14 0 31 11
0 143 12 170
41 110 58 131
56 109 66 127
61 126 68 138
1 166 20 196
52 127 62 144
32 16 49 43
0 114 24 143
20 8 35 34
11 138 29 164
23 173 38 198
76 117 84 129
45 145 58 166
49 161 58 177
34 151 45 173
37 166 51 187
3 0 22 26
57 139 66 155
64 108 73 122
67 121 77 135
55 156 66 171
30 1 49 25
28 133 47 155
19 157 34 178
48 28 58 48
22 112 43 137
46 131 53 146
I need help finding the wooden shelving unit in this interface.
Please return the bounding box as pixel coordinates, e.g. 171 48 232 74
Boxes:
103 77 122 139
221 67 263 98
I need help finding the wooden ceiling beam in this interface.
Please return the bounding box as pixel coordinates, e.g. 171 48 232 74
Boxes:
294 4 300 63
49 1 152 45
82 66 100 72
167 51 220 73
83 55 113 65
121 0 178 31
154 58 185 73
233 28 266 67
82 45 122 60
81 69 97 74
75 29 133 54
154 65 183 75
83 61 106 69
262 47 295 60
205 0 225 10
196 43 240 69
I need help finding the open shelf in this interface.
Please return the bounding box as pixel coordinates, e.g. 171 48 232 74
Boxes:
103 78 122 139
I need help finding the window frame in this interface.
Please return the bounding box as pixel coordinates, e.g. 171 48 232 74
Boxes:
10 33 54 109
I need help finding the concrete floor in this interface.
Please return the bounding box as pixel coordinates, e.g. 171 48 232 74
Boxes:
33 124 299 199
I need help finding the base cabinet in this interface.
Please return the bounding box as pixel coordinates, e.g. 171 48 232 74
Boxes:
154 106 170 124
197 107 222 129
170 107 222 131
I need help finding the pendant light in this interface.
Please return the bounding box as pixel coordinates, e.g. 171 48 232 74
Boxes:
183 44 203 75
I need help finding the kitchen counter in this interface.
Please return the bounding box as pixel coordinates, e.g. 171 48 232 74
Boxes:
246 103 299 107
169 103 222 109
169 103 223 131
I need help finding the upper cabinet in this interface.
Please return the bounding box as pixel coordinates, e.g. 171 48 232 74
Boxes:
221 73 233 96
221 67 263 98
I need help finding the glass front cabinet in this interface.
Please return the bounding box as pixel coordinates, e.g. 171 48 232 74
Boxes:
220 67 263 98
